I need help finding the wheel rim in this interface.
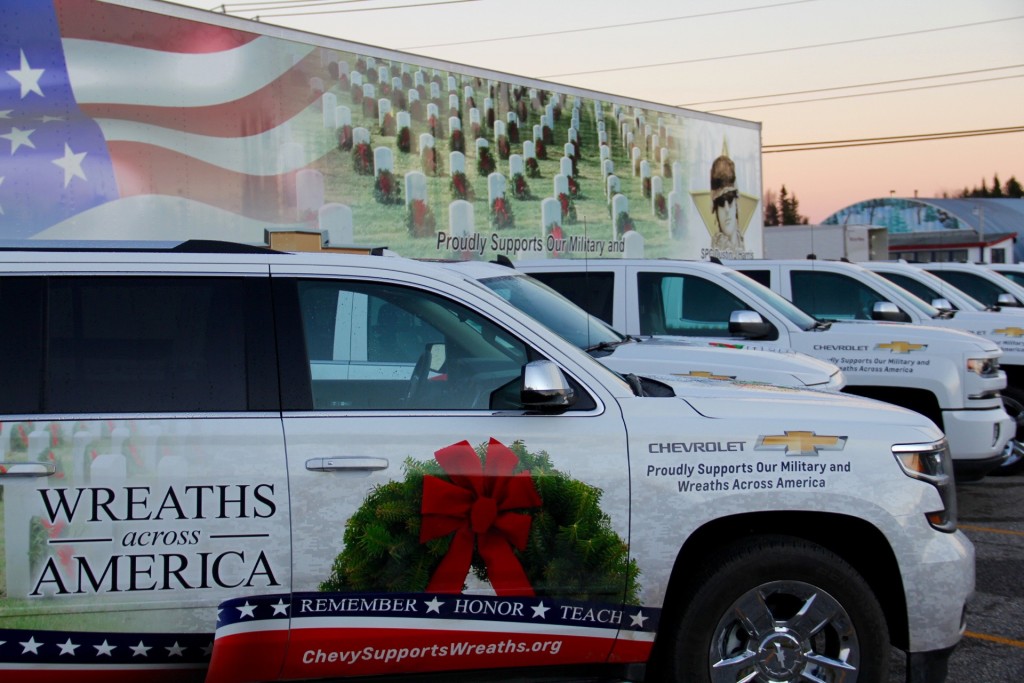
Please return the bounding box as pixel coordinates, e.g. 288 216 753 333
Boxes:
1000 394 1024 469
709 580 859 682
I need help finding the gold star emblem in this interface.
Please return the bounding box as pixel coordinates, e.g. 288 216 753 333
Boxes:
755 431 847 455
994 327 1024 337
876 341 926 353
675 370 736 381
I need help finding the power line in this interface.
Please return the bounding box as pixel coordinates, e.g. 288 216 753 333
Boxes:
763 126 1024 153
229 0 482 18
707 73 1024 112
398 0 824 50
540 15 1024 78
679 64 1024 107
217 0 378 11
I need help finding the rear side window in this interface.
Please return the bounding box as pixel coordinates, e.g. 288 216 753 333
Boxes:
0 276 274 414
528 271 615 325
636 272 750 336
877 272 946 307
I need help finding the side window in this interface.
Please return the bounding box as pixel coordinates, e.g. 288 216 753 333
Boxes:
295 280 534 411
0 276 268 414
879 272 945 307
930 271 1014 307
790 271 885 321
739 269 771 287
528 271 614 324
636 272 750 336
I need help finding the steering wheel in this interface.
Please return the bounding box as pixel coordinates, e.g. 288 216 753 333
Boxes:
405 345 434 406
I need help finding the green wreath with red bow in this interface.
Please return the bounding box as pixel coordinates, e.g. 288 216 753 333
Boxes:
320 438 640 604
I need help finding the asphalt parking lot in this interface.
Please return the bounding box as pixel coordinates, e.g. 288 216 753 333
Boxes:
890 470 1024 681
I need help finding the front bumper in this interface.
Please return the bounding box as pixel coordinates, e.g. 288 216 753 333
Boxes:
942 406 1013 470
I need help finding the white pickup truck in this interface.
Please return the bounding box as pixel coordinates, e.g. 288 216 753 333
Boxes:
440 259 845 391
728 259 1024 476
517 258 1012 480
0 243 972 683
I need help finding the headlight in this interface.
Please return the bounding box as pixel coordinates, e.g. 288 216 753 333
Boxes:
967 358 998 376
892 440 957 532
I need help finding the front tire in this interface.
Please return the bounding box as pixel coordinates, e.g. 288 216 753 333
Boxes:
660 536 889 682
994 388 1024 475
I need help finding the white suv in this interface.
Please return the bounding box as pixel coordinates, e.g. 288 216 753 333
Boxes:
0 242 971 683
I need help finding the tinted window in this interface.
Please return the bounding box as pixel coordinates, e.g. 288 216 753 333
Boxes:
877 272 946 307
0 277 44 413
295 280 535 411
739 269 771 287
528 271 615 325
790 271 887 321
0 276 269 415
636 272 751 336
928 270 1020 307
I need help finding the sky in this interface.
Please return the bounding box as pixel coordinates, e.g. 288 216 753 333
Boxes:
168 0 1024 224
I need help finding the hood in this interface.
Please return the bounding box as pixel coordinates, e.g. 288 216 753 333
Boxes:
603 337 844 389
658 375 939 431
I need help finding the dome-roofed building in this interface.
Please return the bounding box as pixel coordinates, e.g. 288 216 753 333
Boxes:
822 197 1024 263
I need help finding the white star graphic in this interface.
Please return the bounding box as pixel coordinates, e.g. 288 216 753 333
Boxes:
0 110 11 119
94 640 116 656
629 611 648 629
130 640 151 657
237 601 257 618
58 638 79 656
201 641 214 657
20 637 42 654
39 115 65 123
7 50 45 98
271 599 289 616
424 597 443 614
53 143 87 187
166 642 186 657
1 127 35 154
531 602 550 619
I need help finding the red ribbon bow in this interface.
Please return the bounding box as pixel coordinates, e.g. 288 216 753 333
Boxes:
419 438 541 596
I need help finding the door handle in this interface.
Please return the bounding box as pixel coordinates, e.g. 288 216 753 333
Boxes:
305 457 389 472
0 462 56 477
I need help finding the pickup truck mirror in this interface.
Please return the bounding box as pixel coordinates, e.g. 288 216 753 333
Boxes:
931 298 953 311
871 301 910 322
521 360 576 413
728 310 773 339
997 292 1020 307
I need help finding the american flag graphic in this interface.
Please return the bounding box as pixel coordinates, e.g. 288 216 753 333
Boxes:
0 0 332 241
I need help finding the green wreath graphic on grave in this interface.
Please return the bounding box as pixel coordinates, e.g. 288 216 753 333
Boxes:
320 438 640 604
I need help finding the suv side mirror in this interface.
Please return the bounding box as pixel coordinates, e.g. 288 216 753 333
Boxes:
729 310 773 339
521 360 575 413
871 301 910 322
997 293 1020 307
931 298 953 311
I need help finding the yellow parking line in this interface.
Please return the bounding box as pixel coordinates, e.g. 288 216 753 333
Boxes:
964 631 1024 649
959 524 1024 537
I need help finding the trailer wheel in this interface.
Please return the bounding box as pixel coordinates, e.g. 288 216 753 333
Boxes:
661 536 889 683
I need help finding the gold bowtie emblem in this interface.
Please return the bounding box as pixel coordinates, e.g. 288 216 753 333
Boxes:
876 341 926 353
676 370 736 381
755 431 847 455
994 327 1024 337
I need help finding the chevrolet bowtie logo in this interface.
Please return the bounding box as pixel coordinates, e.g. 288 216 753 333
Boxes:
994 327 1024 337
676 370 736 381
876 341 926 353
755 431 847 455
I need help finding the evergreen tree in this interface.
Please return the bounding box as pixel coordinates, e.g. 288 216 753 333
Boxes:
1006 176 1023 198
763 188 780 226
779 185 808 225
991 174 1003 198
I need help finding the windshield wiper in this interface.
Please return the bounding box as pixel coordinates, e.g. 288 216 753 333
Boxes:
584 339 627 353
810 320 833 331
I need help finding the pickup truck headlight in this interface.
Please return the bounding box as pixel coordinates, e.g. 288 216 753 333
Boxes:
892 440 957 532
967 358 999 376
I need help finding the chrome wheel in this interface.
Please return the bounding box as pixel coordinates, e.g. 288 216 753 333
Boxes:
996 391 1024 475
709 580 858 682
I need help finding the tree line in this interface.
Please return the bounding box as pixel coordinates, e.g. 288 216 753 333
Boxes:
764 173 1022 226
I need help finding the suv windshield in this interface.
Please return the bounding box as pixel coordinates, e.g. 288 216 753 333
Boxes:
722 270 821 330
478 273 625 350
